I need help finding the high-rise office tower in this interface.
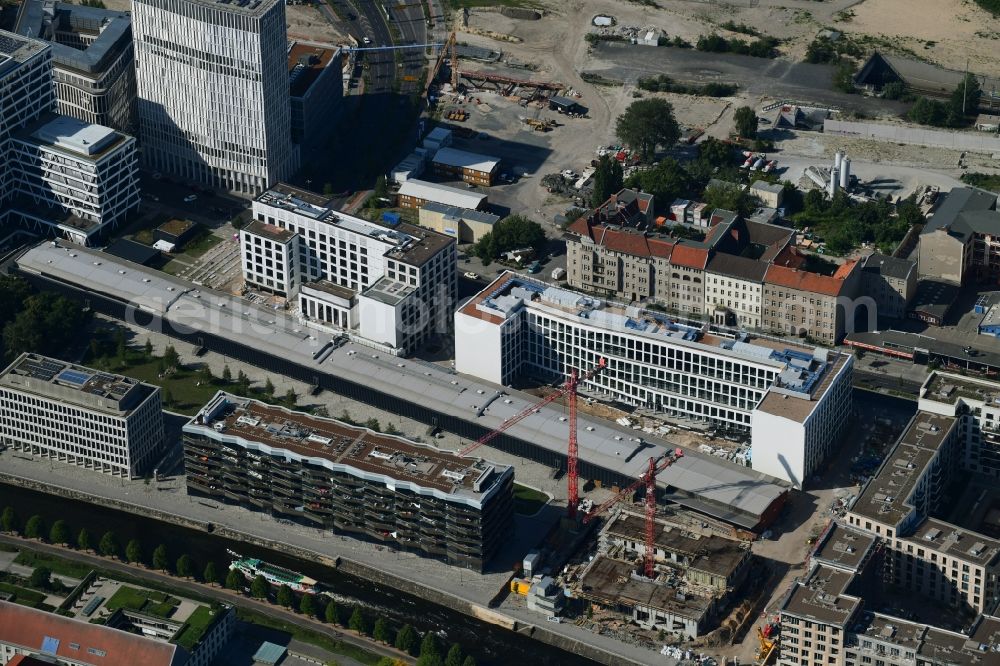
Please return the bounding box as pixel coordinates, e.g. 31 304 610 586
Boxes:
131 0 299 196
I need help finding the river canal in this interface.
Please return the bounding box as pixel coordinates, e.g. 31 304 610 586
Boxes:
0 482 597 665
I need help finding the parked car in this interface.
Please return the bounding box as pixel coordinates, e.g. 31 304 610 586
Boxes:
527 261 541 274
362 36 371 44
183 194 197 203
463 271 479 280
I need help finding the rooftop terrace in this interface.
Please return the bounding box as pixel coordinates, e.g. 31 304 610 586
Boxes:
188 392 511 501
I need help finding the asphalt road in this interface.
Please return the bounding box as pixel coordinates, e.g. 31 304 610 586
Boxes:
387 0 430 96
589 42 910 116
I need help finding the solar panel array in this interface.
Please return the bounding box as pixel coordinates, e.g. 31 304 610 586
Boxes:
18 356 65 381
56 368 93 386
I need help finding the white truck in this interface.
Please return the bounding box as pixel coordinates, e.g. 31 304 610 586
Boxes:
551 267 566 280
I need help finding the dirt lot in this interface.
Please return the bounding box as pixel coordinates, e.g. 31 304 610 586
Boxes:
285 3 346 44
839 0 1000 75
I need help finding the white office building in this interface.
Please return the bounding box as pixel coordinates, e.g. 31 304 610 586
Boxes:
132 0 298 195
243 184 456 354
0 353 164 478
1 31 139 244
12 115 139 243
455 273 853 487
0 31 54 202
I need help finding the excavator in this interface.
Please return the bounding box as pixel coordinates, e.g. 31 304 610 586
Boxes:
754 622 780 666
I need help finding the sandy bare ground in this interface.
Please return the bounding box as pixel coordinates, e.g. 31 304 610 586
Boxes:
285 4 346 44
840 0 1000 75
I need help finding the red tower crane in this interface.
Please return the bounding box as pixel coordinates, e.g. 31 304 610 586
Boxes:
582 448 684 578
458 358 607 519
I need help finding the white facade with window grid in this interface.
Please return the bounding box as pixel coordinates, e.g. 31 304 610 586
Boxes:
456 275 854 485
246 186 457 353
0 353 163 478
131 0 298 195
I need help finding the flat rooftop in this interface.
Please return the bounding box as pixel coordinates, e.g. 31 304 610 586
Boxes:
288 42 339 98
244 219 296 243
15 241 788 528
781 565 859 626
849 412 957 529
811 522 876 572
397 179 488 210
0 352 155 416
577 555 712 619
302 280 356 301
853 612 926 651
421 201 500 226
256 185 452 267
922 371 1000 407
0 30 48 76
605 512 748 578
361 276 416 306
462 272 841 406
20 114 126 160
911 517 1000 567
14 0 132 75
188 392 510 502
134 0 280 16
432 147 501 174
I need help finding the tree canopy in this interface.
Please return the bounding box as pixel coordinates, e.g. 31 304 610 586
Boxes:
2 290 90 361
615 98 681 162
590 155 624 207
733 106 757 139
624 158 691 204
471 215 546 263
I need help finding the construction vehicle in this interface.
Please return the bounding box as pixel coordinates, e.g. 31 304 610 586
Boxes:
582 449 684 578
458 358 607 519
524 118 555 132
755 622 780 665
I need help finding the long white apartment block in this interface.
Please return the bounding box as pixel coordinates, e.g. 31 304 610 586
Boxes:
0 353 164 478
242 184 456 354
455 273 853 487
132 0 298 195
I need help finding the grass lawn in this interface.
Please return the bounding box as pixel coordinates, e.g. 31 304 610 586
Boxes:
181 229 222 259
174 605 217 650
0 581 48 607
962 172 1000 193
513 484 549 515
235 608 383 666
14 550 93 579
106 359 229 414
105 586 180 618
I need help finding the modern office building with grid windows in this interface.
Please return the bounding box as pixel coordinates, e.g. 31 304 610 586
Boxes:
0 353 163 478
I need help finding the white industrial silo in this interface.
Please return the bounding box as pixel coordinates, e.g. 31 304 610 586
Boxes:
834 151 843 170
839 157 851 189
829 167 839 196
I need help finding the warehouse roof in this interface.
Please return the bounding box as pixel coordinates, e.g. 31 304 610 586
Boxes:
14 242 789 528
420 201 500 227
432 147 501 174
398 179 487 210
